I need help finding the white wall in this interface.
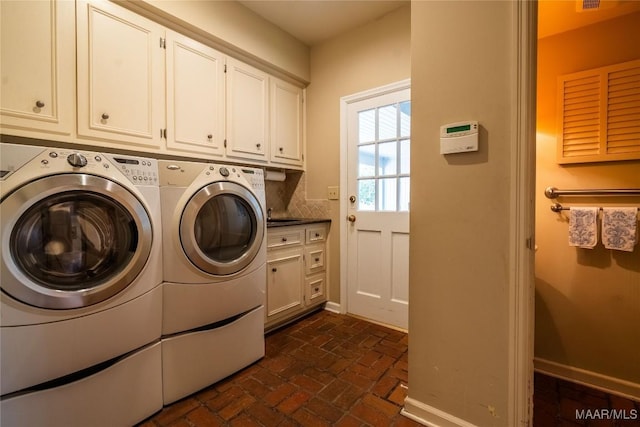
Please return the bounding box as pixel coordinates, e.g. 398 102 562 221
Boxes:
134 0 310 82
306 4 411 304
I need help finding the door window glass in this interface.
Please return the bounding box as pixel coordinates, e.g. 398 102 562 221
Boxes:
357 101 411 211
11 192 138 291
194 194 256 262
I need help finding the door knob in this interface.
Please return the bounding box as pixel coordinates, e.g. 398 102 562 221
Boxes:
347 214 356 223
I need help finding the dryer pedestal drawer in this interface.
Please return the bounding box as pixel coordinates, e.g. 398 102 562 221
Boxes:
161 306 265 405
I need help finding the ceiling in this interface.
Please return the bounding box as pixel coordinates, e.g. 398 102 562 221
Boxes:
237 0 408 46
538 0 640 39
237 0 640 46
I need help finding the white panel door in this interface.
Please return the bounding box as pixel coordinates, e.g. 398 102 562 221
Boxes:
0 0 74 135
226 58 269 162
346 87 411 330
270 77 303 167
76 0 165 149
166 30 225 157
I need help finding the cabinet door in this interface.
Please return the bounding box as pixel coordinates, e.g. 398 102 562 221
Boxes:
76 0 164 149
0 0 74 136
266 249 304 320
166 31 225 157
226 58 268 162
270 78 303 167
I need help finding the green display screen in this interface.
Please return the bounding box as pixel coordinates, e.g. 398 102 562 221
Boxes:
446 124 471 134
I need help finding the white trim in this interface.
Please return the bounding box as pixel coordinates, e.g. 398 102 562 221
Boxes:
535 358 640 402
401 397 480 427
323 301 341 314
339 79 411 317
507 1 537 426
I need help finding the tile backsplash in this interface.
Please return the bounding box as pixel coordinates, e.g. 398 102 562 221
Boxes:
265 171 330 219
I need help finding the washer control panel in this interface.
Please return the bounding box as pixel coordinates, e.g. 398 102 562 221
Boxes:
39 149 159 186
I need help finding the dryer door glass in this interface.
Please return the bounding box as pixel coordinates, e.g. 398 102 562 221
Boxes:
181 181 265 276
11 192 136 291
195 194 255 262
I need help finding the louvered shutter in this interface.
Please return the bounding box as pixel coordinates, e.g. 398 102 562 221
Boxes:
557 59 640 164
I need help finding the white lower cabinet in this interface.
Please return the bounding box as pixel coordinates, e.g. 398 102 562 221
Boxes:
265 223 329 330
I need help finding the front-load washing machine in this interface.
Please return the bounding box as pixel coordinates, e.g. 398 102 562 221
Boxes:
159 160 266 404
0 143 163 426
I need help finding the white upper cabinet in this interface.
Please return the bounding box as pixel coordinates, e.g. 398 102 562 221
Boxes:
0 0 74 136
226 58 269 163
270 78 304 167
1 0 305 169
165 31 225 157
76 0 165 150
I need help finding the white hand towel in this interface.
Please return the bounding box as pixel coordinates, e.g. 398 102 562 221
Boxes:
569 207 598 249
602 207 638 252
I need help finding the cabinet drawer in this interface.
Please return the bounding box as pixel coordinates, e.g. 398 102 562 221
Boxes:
304 245 325 275
305 273 325 305
267 228 304 249
306 225 327 244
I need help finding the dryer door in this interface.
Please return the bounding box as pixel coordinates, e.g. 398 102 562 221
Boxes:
0 174 152 309
180 181 264 276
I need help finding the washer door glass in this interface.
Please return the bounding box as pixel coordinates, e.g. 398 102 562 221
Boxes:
1 174 153 309
12 192 136 290
181 181 264 276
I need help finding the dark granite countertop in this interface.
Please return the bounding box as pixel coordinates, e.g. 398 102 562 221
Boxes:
266 218 331 228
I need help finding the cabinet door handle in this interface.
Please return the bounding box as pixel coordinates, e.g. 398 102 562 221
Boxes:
35 100 45 108
207 134 213 140
315 233 320 237
256 143 261 149
271 267 277 272
281 237 287 242
279 147 284 152
314 257 320 262
101 113 110 120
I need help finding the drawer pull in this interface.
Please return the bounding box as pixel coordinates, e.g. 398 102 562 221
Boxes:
35 100 45 108
315 257 320 262
271 267 277 272
315 233 320 237
101 113 110 120
281 237 287 242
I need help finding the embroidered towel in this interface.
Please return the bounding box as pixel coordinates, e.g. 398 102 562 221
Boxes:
569 207 598 249
602 207 638 252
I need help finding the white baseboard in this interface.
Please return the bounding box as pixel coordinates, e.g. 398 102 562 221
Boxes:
402 397 479 427
324 301 341 314
534 358 640 402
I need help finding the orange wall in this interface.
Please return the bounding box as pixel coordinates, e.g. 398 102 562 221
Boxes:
535 11 640 397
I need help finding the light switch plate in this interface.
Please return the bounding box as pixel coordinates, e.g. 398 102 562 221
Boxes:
327 186 339 200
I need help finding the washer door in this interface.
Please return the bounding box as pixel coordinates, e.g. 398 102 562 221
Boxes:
180 181 264 276
0 174 152 309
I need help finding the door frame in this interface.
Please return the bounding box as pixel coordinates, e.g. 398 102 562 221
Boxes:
338 78 412 317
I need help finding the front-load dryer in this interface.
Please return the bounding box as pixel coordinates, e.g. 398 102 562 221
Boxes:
159 160 266 404
0 143 163 425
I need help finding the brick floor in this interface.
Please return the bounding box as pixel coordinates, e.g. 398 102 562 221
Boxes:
138 310 420 427
533 372 640 427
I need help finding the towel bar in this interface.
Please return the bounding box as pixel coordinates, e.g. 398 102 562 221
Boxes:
545 187 640 199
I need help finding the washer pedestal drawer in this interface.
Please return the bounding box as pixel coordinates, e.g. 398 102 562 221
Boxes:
0 342 162 427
